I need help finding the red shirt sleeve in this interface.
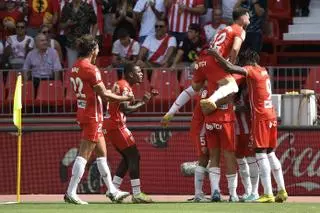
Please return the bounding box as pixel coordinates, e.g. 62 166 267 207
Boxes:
87 66 102 88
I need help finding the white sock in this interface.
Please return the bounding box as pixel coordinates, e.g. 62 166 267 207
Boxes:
168 86 196 114
112 176 123 189
96 157 117 194
208 80 238 103
237 158 252 195
256 153 273 195
67 156 87 196
194 166 206 196
208 167 221 194
131 179 141 195
226 174 238 197
247 157 259 195
268 152 286 191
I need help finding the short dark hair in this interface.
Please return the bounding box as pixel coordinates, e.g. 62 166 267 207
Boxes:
76 34 98 57
117 28 129 39
232 7 249 21
123 62 135 78
188 23 201 33
238 48 260 66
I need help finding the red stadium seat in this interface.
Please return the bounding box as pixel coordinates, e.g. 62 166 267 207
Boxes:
63 69 72 89
5 71 17 90
268 0 291 20
35 80 64 106
65 84 77 107
100 68 118 89
179 68 193 89
150 69 181 111
100 34 112 56
95 56 112 69
7 81 35 105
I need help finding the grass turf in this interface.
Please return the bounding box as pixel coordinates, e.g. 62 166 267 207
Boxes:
0 203 320 213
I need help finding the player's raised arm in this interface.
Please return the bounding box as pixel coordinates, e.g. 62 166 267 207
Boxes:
94 83 133 103
208 48 247 76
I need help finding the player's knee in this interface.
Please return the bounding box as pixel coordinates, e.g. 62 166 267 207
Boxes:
198 154 209 167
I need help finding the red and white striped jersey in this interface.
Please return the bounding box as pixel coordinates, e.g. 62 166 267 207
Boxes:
168 0 204 33
235 88 251 136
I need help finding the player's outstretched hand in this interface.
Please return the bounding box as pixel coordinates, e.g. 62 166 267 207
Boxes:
161 113 174 127
142 92 152 103
150 89 159 97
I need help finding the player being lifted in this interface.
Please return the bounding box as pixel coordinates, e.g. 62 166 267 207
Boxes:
210 47 288 203
103 63 158 203
162 7 250 123
64 35 132 205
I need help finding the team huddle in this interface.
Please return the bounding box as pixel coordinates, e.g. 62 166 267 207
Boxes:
162 8 288 203
63 8 287 205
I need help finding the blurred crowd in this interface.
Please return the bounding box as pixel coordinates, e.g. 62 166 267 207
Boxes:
0 0 311 80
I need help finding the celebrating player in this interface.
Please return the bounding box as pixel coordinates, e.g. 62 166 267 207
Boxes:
103 63 158 203
162 7 250 124
64 35 131 205
210 48 288 203
234 84 260 202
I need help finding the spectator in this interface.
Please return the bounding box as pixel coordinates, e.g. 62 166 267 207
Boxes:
112 28 140 75
222 0 238 23
60 0 97 68
87 0 105 46
202 4 227 43
0 0 24 42
23 33 62 90
133 0 165 44
39 24 63 64
137 19 176 68
234 0 267 53
292 0 310 17
164 0 205 45
200 0 213 25
101 0 116 35
25 0 59 37
111 0 137 43
3 20 33 69
171 23 204 68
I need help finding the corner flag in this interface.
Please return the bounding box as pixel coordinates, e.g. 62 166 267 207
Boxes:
13 74 22 203
13 74 22 130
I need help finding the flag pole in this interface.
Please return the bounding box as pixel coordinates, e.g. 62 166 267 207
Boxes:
13 74 22 203
16 128 22 203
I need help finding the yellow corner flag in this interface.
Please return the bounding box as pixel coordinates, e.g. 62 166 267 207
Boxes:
13 74 22 203
13 74 22 130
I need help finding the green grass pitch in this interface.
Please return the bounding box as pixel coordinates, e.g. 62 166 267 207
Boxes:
1 202 320 213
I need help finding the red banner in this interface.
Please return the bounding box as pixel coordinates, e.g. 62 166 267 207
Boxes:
0 129 319 195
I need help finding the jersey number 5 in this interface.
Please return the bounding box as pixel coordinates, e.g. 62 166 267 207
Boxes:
70 77 86 98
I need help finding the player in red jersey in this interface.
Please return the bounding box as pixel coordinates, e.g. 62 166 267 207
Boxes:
210 48 288 203
162 8 250 123
234 84 259 202
162 88 209 202
103 63 158 203
64 35 132 205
